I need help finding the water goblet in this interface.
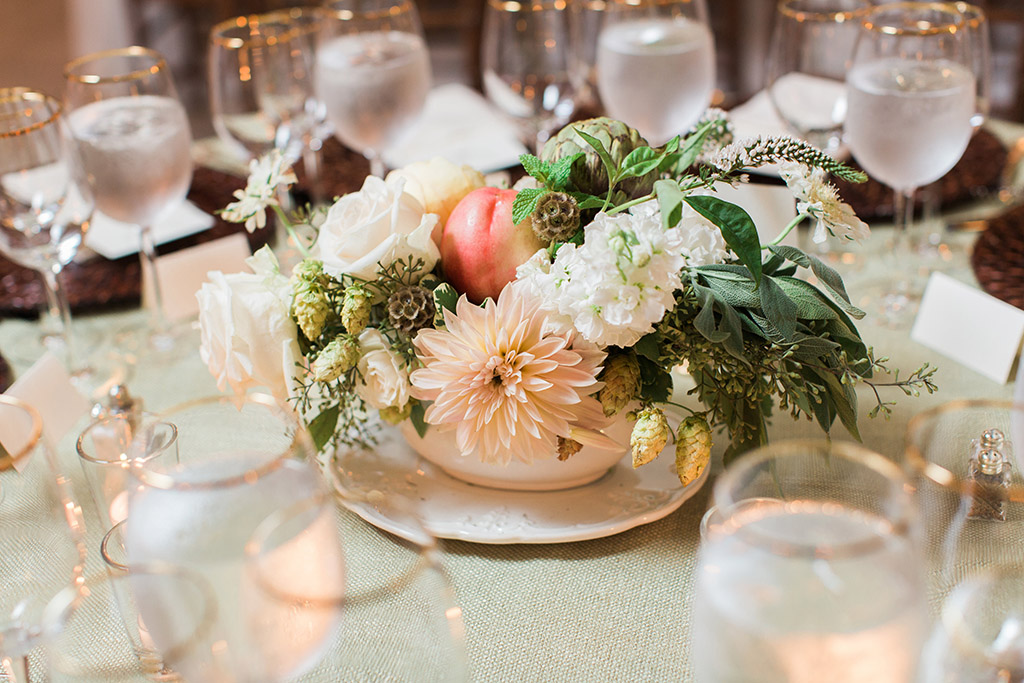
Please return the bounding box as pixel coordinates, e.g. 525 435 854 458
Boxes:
0 88 94 378
482 0 577 153
63 47 194 353
949 2 991 130
209 8 327 199
0 395 87 683
596 0 715 146
905 400 1024 681
692 440 928 683
568 0 608 115
843 3 974 326
121 393 330 682
766 0 871 155
316 0 432 177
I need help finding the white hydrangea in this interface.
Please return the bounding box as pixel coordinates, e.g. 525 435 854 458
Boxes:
779 162 869 244
517 201 726 348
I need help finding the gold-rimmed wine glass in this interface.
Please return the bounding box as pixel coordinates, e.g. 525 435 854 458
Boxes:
315 0 432 177
0 88 94 379
63 46 194 353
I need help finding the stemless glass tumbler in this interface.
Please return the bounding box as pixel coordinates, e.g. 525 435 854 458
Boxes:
692 440 928 683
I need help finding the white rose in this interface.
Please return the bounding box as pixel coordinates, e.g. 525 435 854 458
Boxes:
314 175 439 282
354 329 410 410
386 158 485 241
197 248 301 400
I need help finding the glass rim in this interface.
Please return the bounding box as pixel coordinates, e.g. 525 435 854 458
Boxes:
905 398 1024 502
603 0 700 8
946 1 986 28
75 413 178 467
324 0 419 22
210 7 327 48
710 439 914 559
0 394 44 469
486 0 568 11
127 393 313 492
777 0 873 23
63 45 169 84
861 2 966 36
0 88 62 140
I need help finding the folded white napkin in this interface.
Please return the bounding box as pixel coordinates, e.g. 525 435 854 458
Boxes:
84 200 216 261
383 83 529 173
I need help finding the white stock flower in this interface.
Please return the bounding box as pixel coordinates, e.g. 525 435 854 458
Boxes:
197 246 301 399
353 329 410 410
779 162 870 244
674 199 730 266
314 175 439 282
221 150 297 233
517 201 691 348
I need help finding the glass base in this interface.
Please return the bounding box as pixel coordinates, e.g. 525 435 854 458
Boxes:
855 276 925 330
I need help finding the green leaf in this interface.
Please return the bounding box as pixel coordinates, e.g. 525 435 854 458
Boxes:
654 179 685 230
693 286 730 343
758 276 798 340
409 401 429 438
767 245 861 317
308 405 340 451
574 129 618 192
637 356 673 403
549 152 582 191
570 193 607 210
814 367 861 441
432 282 459 315
701 275 760 309
519 154 550 184
673 120 714 172
684 195 762 285
789 333 841 361
749 311 788 344
774 277 840 321
511 188 546 225
634 333 661 363
617 147 663 181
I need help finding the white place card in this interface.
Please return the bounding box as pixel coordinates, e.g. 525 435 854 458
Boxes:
85 200 216 261
142 233 253 322
1 353 91 471
911 272 1024 384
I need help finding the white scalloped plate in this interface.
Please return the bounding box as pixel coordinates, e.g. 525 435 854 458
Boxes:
334 426 709 544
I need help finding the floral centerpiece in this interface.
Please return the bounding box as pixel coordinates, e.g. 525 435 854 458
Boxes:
197 114 936 489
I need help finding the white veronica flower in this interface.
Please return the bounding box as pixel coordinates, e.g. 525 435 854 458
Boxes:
779 162 870 244
221 150 298 233
518 201 699 348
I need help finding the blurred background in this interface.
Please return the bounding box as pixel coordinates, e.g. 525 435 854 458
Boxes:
4 0 1022 142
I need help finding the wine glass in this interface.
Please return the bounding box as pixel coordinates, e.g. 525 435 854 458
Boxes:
596 0 715 146
692 440 928 682
63 47 194 353
766 0 872 155
0 88 94 378
315 0 432 177
0 395 87 683
568 0 608 115
905 400 1024 680
482 0 577 153
950 2 991 130
209 8 327 199
843 3 974 325
121 393 331 681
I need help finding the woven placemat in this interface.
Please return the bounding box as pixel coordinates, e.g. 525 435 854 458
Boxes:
835 128 1008 222
971 204 1024 310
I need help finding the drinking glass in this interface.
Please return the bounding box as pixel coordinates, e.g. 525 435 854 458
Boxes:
122 393 331 682
63 47 194 352
692 440 927 683
209 8 327 203
949 2 991 130
596 0 714 146
843 3 973 325
42 567 214 683
482 0 577 153
0 88 94 377
766 0 871 155
568 0 608 115
905 400 1024 681
0 395 87 683
316 0 431 177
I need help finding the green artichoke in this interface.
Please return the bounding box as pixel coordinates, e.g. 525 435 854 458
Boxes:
540 117 655 199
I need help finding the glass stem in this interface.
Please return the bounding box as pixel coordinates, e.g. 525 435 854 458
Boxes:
139 225 168 335
890 187 916 256
367 153 386 179
302 140 325 206
1 654 31 682
41 265 76 371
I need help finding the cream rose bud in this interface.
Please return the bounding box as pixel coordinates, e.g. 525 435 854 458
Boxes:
197 248 301 400
386 158 485 242
315 175 440 282
354 329 410 410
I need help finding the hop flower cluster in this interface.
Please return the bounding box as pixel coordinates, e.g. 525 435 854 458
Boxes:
518 201 724 348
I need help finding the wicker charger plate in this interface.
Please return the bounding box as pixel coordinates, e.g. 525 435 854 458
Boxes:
972 204 1024 310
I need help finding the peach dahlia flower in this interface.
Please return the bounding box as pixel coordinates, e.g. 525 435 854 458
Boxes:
409 284 613 465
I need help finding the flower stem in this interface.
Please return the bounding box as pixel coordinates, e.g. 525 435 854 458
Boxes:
762 213 807 250
607 192 653 215
273 204 312 260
